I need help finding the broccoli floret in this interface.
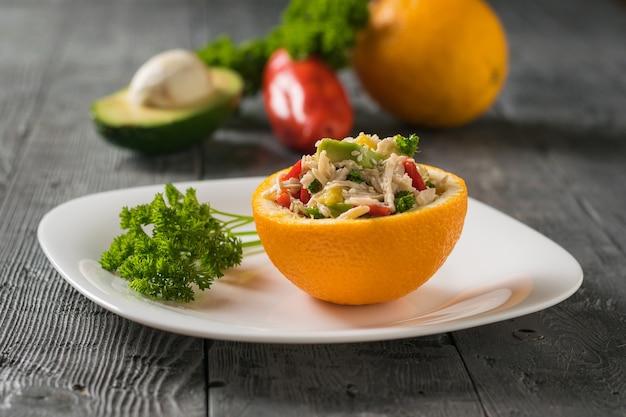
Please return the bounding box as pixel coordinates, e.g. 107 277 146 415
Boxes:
197 0 370 95
394 191 416 213
347 168 364 183
394 134 420 156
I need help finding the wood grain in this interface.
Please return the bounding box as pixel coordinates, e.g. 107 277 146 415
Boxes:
208 336 484 417
0 0 625 416
420 125 626 415
0 0 209 415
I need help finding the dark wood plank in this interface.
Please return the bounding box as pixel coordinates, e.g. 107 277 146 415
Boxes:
197 2 480 414
202 0 626 415
1 0 625 416
431 125 626 416
489 0 626 134
0 0 295 413
0 0 215 415
208 336 484 417
454 308 626 417
0 0 74 201
202 124 626 417
396 7 626 398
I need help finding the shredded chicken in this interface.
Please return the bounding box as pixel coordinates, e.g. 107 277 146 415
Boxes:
267 133 444 219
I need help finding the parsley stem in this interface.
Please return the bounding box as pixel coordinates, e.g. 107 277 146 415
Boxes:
242 239 263 248
233 231 259 236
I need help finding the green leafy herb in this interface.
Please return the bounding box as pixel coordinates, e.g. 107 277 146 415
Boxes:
394 191 416 213
197 0 370 95
307 179 323 194
347 168 364 183
100 184 261 302
394 134 420 156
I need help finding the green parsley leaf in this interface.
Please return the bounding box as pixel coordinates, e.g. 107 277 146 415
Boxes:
100 184 260 302
394 134 420 156
394 190 416 213
347 168 364 183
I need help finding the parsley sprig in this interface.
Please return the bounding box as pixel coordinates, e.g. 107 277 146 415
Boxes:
394 133 420 156
100 184 260 302
197 0 369 95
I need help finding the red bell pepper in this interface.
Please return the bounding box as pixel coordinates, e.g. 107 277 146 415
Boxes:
403 160 427 191
263 48 353 154
280 159 303 181
367 204 392 216
300 187 311 204
275 191 292 208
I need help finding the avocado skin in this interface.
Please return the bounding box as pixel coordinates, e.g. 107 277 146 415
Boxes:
92 97 238 154
91 68 242 154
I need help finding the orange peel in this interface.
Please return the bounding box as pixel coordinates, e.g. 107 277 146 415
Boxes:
252 165 468 305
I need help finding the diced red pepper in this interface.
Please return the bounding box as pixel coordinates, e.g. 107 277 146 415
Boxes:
300 187 311 204
367 204 392 216
280 159 303 181
403 160 427 191
276 191 292 208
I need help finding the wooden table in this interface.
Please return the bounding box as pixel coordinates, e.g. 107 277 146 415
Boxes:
1 0 625 415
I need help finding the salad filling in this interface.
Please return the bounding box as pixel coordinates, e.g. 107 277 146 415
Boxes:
264 133 449 219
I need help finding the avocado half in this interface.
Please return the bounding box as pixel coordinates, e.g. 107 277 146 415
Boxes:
91 67 243 154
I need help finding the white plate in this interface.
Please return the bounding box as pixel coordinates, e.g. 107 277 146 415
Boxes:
38 177 583 344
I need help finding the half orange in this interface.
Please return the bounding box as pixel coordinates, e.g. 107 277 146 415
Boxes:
252 165 468 305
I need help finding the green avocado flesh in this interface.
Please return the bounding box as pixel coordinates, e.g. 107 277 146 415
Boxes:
91 67 243 154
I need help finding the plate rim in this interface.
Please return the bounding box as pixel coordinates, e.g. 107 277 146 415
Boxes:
37 177 584 344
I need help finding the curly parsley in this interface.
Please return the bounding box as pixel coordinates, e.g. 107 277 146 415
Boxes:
197 0 369 95
394 191 417 213
100 184 260 302
394 134 420 156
